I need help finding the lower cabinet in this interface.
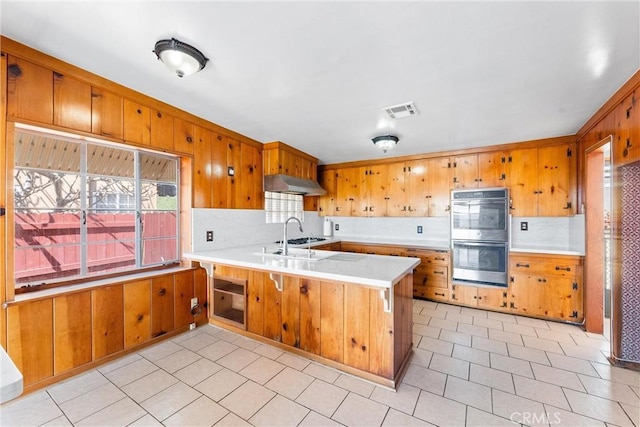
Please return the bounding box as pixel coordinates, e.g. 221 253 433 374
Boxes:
406 248 450 303
450 284 508 310
509 253 583 321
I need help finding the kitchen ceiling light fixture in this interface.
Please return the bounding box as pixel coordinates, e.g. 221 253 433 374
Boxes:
153 38 208 78
372 135 399 153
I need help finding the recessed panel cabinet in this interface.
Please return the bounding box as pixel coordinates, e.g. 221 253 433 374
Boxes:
91 87 123 140
53 72 92 132
123 98 151 145
53 292 92 375
7 56 53 124
124 279 151 348
613 90 640 166
452 152 507 189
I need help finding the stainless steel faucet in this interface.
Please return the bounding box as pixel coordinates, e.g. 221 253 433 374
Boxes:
283 216 303 256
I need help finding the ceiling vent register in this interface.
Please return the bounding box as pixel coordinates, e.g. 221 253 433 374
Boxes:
383 102 418 119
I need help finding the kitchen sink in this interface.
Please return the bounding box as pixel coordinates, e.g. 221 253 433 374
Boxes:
254 247 334 261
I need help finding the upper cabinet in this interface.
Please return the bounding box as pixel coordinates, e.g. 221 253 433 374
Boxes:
123 98 151 145
7 56 53 124
53 72 92 132
613 90 640 166
91 87 123 140
509 143 576 216
452 152 507 189
173 117 195 155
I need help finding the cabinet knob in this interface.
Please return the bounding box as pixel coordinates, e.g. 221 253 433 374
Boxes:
186 136 193 143
136 108 142 114
158 288 166 296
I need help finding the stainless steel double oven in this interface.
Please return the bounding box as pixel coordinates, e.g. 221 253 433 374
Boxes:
451 188 509 287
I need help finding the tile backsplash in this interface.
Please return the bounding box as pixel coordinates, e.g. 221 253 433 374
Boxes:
191 209 324 252
510 214 585 253
326 216 450 243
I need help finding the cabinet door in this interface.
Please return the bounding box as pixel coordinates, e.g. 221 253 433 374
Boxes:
123 99 151 145
238 142 263 209
193 126 213 208
150 110 174 152
54 292 92 374
344 285 370 371
335 168 357 216
537 144 575 216
7 56 53 124
404 159 428 217
478 151 507 188
320 282 344 362
367 164 389 216
477 287 508 310
53 72 91 132
510 274 546 317
91 87 123 139
263 273 282 342
450 285 478 306
173 117 195 155
92 284 124 359
194 268 208 326
281 276 300 347
175 271 195 329
247 271 265 335
124 279 151 348
613 91 640 166
427 157 452 216
211 132 228 208
151 275 175 337
508 148 538 216
452 155 478 189
317 169 336 215
543 276 579 321
299 279 321 355
7 299 54 386
226 137 242 208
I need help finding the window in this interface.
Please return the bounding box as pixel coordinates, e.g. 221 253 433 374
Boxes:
264 191 304 223
13 127 179 290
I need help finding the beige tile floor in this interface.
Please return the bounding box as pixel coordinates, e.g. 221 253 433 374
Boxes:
1 300 639 426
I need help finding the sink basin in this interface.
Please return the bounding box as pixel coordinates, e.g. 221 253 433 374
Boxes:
254 247 334 262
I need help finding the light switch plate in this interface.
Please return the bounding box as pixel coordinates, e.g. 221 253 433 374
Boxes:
520 222 528 231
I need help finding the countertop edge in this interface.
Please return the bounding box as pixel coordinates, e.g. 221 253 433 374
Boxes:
510 247 585 256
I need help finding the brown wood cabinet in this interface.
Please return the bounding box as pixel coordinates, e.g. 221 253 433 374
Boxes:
53 72 92 132
175 270 196 329
124 279 151 348
509 144 576 216
173 117 195 155
193 126 213 208
123 98 151 145
92 284 124 360
7 56 53 124
53 292 92 375
91 87 123 140
509 253 583 321
407 248 451 303
452 152 507 189
613 90 640 166
450 284 508 310
150 109 174 152
317 169 337 215
151 275 175 337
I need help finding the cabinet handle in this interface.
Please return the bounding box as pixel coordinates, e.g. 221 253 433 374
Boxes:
537 278 547 283
158 288 166 296
563 202 572 210
435 292 445 297
516 263 530 268
435 257 445 261
434 271 445 275
555 266 571 271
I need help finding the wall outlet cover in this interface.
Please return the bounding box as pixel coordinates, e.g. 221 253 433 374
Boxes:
417 226 423 234
189 322 196 330
335 223 339 231
520 222 528 231
206 231 214 241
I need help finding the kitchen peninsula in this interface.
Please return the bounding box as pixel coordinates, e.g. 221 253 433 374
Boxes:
184 245 419 389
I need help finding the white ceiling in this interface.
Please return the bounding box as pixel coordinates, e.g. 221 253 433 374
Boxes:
1 1 639 165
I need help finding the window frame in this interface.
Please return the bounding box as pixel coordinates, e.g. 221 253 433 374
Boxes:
11 123 181 293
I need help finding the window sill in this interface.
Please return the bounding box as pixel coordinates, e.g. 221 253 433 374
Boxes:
4 266 194 307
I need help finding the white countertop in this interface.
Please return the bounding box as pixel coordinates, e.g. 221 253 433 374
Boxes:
1 346 23 404
510 247 585 256
184 244 420 288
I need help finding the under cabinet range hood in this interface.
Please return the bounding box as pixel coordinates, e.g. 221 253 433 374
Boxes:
264 174 327 196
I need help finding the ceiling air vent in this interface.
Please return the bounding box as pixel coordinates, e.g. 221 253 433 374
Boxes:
383 102 418 119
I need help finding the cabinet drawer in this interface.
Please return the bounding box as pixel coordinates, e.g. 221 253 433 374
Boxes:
510 254 582 277
406 249 450 266
424 286 449 302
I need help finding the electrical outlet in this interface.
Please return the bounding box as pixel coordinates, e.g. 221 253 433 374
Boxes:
520 222 528 231
417 226 423 234
334 223 339 231
189 322 196 330
191 297 198 309
206 230 214 241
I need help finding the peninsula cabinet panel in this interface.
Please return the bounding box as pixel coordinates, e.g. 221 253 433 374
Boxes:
263 272 283 342
150 110 174 152
91 87 123 140
7 299 54 386
124 279 151 348
7 56 53 124
123 99 151 145
299 279 321 355
92 284 124 360
613 91 640 166
369 287 394 378
175 270 195 329
320 282 344 363
344 285 370 371
193 126 213 208
281 276 300 347
247 271 266 335
173 117 195 155
151 275 175 338
54 292 92 375
53 72 92 132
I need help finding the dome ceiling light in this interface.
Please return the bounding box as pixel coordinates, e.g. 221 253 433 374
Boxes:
153 38 209 78
372 135 399 153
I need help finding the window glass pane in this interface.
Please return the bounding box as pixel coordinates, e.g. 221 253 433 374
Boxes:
87 178 135 211
87 144 134 177
141 182 177 210
142 237 178 265
15 170 82 210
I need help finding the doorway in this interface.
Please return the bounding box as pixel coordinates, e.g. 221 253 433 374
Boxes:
584 136 612 334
